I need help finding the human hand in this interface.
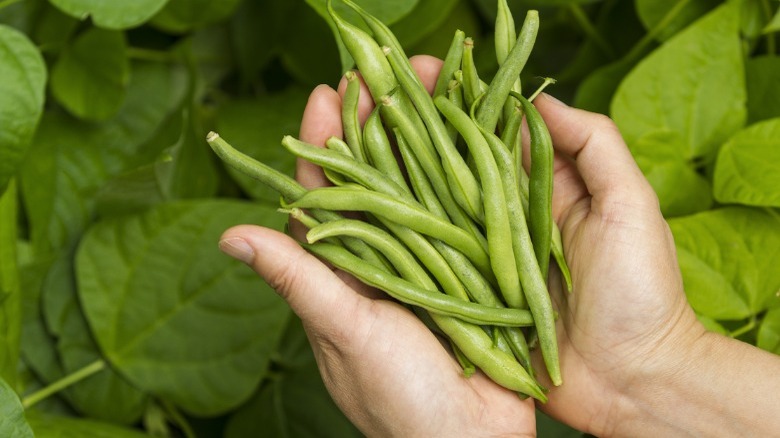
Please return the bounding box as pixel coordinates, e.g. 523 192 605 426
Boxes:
219 56 536 438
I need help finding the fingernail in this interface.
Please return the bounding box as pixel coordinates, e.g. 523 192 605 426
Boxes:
219 237 255 264
542 93 568 107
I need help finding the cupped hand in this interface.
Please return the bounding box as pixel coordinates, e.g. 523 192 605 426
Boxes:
219 56 536 438
529 94 706 435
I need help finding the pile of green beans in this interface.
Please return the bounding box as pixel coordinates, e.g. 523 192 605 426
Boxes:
207 0 572 401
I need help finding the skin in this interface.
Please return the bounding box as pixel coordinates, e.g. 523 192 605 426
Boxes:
219 56 780 437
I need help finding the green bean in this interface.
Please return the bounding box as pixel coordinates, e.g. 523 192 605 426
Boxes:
395 129 448 220
283 135 407 197
461 38 486 110
500 327 535 378
327 0 395 100
475 10 538 132
286 186 492 276
207 132 305 201
434 29 466 99
495 0 517 65
435 96 524 309
381 92 488 248
515 93 553 281
302 241 534 328
499 93 560 386
341 70 366 161
343 0 484 223
363 108 409 194
209 132 395 273
446 80 464 146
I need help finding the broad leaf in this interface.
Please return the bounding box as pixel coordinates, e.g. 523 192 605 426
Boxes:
50 27 129 121
612 2 746 160
151 0 242 34
0 377 33 438
76 201 291 415
279 2 342 86
745 56 780 123
669 207 780 320
757 308 780 355
215 90 307 205
635 0 721 42
26 411 150 438
406 0 480 60
0 25 46 193
575 59 637 115
696 314 729 335
226 316 359 437
714 118 780 207
20 61 186 254
49 0 168 30
765 6 780 33
389 0 458 49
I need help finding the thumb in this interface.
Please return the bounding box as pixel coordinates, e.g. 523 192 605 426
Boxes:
218 225 367 332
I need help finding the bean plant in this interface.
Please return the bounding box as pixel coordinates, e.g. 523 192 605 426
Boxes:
0 0 778 437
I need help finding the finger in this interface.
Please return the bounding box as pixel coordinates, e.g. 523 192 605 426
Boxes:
409 55 444 95
219 225 376 328
533 93 658 213
296 84 342 190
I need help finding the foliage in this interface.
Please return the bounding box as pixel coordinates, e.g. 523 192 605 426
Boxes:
0 0 778 436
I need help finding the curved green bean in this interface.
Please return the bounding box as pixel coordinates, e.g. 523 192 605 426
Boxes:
302 241 534 328
434 29 466 99
342 71 366 162
475 10 538 132
287 186 492 275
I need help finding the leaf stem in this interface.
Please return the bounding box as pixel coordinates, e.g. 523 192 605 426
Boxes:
161 398 196 438
729 316 757 339
21 359 106 409
568 4 615 59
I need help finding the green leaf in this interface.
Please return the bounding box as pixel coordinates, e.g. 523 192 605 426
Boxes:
745 56 780 124
151 0 243 34
406 0 480 60
611 2 746 160
574 59 637 115
20 61 186 254
635 0 721 42
76 200 291 416
0 25 46 193
279 2 342 86
389 0 458 49
224 360 360 438
49 0 169 30
26 410 150 438
696 314 729 335
757 308 780 354
0 377 33 438
631 131 712 217
0 181 20 386
765 6 780 33
215 90 308 205
669 207 780 320
714 118 780 207
50 27 129 121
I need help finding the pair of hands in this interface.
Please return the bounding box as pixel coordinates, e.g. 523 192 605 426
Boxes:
219 56 743 437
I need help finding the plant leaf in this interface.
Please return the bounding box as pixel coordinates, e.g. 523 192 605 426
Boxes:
757 308 780 354
0 377 33 438
26 410 150 438
669 207 780 320
49 0 169 30
151 0 242 34
0 25 46 193
215 90 308 205
634 0 721 42
611 2 746 160
50 27 129 121
714 118 780 207
764 6 780 33
76 200 291 416
745 56 780 124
